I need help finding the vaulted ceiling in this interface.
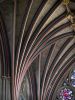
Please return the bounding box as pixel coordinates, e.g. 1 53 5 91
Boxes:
0 0 75 100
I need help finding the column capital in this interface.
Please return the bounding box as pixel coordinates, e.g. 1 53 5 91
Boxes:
1 76 11 79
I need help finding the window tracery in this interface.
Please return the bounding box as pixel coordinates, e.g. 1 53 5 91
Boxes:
57 69 75 100
70 69 75 87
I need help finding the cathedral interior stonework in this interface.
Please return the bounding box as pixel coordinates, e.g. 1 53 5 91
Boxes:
0 0 75 100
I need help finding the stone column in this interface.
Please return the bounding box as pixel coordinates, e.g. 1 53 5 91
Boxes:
2 76 11 100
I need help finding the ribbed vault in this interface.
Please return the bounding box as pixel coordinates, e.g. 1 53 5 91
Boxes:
0 0 75 100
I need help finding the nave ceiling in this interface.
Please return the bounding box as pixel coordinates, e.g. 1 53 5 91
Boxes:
0 0 75 100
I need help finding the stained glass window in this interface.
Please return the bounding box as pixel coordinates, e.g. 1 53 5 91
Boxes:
59 88 73 100
70 70 75 87
57 69 75 100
